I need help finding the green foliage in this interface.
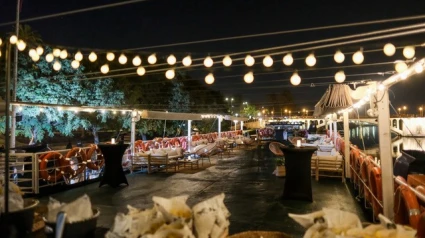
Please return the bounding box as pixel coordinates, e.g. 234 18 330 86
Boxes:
275 157 285 166
242 104 259 118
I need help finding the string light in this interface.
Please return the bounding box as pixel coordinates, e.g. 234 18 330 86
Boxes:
244 71 254 84
282 53 293 66
28 49 36 57
52 48 61 57
205 73 215 84
119 54 128 64
244 55 255 66
0 38 2 46
415 64 424 73
100 64 109 74
182 55 192 66
75 51 83 61
17 40 26 51
59 49 68 59
334 70 346 83
132 56 141 66
334 50 345 63
88 52 97 62
9 35 17 44
223 55 232 66
106 52 115 61
36 46 44 55
165 69 175 79
53 61 61 71
352 50 364 64
137 66 146 76
32 54 40 62
263 55 273 67
204 56 213 67
383 43 396 56
305 53 316 67
45 53 54 62
403 46 415 59
71 60 80 69
290 71 301 86
148 54 157 64
395 61 408 73
167 54 177 65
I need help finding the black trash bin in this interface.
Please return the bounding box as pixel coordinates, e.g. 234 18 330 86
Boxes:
393 150 425 180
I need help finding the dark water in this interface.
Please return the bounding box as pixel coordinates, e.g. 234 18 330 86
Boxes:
349 125 425 159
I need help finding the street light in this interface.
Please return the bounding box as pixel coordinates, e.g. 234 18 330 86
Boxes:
284 109 288 117
419 107 423 117
403 106 407 116
398 107 401 115
289 110 291 118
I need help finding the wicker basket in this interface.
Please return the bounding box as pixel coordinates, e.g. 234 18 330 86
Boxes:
228 231 291 238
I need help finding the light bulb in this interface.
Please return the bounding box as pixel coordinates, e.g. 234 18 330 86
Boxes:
383 43 396 56
53 61 61 71
182 55 192 66
52 48 61 57
100 64 109 74
334 50 345 63
263 55 273 67
17 40 26 51
36 46 44 55
290 72 301 86
31 54 40 62
132 56 141 66
59 49 68 59
305 53 316 67
167 54 176 65
137 66 146 76
403 46 415 59
205 73 215 84
352 50 364 64
244 55 255 66
244 72 254 84
148 54 157 64
415 64 424 73
395 61 408 73
9 35 18 44
283 53 293 66
45 53 54 62
71 60 80 69
119 54 128 64
334 70 346 83
223 55 232 66
88 52 97 62
165 69 175 79
75 51 83 61
204 56 213 67
28 49 36 57
0 38 2 46
106 52 115 61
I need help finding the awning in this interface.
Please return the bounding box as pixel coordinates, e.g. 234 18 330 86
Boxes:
140 110 202 120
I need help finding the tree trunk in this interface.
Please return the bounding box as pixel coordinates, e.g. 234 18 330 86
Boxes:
29 128 37 145
92 127 99 144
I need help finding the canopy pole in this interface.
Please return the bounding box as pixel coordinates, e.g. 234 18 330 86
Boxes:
218 116 222 138
343 111 350 178
376 89 394 219
187 120 192 151
240 121 244 131
329 119 333 139
333 120 337 145
130 110 140 156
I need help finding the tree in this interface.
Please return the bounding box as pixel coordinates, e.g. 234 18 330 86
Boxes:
242 104 259 118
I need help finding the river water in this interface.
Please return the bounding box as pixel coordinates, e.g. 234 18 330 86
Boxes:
349 125 425 159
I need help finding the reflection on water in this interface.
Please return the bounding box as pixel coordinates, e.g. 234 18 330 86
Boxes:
349 125 425 159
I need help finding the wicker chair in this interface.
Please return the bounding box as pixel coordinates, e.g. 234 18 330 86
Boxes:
269 142 286 157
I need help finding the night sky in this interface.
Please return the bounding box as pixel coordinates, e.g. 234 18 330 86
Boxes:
1 0 425 115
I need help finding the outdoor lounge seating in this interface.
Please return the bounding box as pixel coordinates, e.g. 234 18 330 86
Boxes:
311 150 345 182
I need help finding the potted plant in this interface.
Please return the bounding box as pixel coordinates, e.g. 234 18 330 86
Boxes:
274 157 286 177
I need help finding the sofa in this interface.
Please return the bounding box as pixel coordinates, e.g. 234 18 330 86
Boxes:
311 149 344 182
131 147 184 173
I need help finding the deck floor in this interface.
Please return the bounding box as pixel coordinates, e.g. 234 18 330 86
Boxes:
36 145 368 237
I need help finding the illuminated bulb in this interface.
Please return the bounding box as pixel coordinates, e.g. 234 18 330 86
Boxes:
395 61 408 73
244 55 255 66
148 54 157 64
17 40 26 51
290 72 301 86
378 84 386 91
9 35 18 44
106 52 115 61
401 72 408 80
52 48 61 57
75 51 83 61
352 50 364 64
305 53 316 67
0 38 2 46
205 73 215 84
113 111 117 115
71 60 80 69
383 43 396 56
100 64 109 74
0 51 1 57
244 72 254 84
137 66 146 76
121 111 126 115
334 70 346 83
45 53 54 62
53 61 61 71
31 54 40 62
132 56 141 66
403 46 415 59
182 55 192 66
57 107 63 111
59 49 68 59
282 53 293 66
165 69 175 79
88 52 97 62
39 108 44 113
118 54 128 64
204 56 213 67
223 55 232 66
167 54 177 65
415 64 424 73
334 50 345 63
263 55 273 67
36 46 44 55
28 49 36 57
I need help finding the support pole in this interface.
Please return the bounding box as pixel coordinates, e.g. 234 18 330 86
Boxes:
218 116 222 138
10 0 20 150
240 121 243 131
377 89 394 219
187 120 192 151
333 121 337 145
130 117 136 156
329 119 333 139
4 43 12 215
343 111 350 178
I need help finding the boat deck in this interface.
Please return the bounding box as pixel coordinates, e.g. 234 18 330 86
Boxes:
35 145 367 237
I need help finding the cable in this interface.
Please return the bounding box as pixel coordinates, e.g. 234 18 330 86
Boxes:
123 14 425 50
0 0 151 27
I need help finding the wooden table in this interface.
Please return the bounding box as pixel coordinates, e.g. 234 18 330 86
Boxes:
98 143 129 188
280 146 317 202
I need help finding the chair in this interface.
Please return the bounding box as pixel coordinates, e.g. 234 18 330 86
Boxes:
269 142 286 157
195 143 217 166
